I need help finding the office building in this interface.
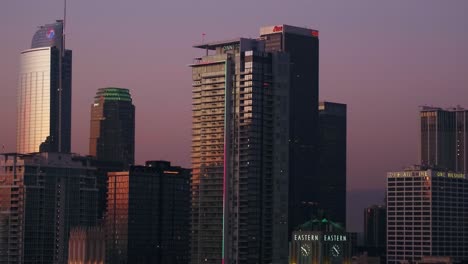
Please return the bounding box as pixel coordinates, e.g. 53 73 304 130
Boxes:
386 166 468 263
420 106 468 172
318 101 347 226
190 35 291 264
0 153 98 264
260 25 320 235
89 87 135 166
68 227 106 264
105 161 190 264
363 205 386 259
73 157 125 222
17 20 72 154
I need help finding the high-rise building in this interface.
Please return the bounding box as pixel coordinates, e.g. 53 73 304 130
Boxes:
190 35 291 263
17 20 72 154
105 161 190 264
386 166 468 263
363 205 386 257
0 153 98 264
318 101 347 226
89 87 135 166
260 25 320 235
420 106 468 172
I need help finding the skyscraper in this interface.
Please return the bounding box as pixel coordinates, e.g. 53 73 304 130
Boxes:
386 166 468 263
318 101 347 226
17 20 72 154
420 106 468 172
89 87 135 166
0 153 98 264
190 35 291 263
363 205 386 257
105 161 190 264
260 25 320 235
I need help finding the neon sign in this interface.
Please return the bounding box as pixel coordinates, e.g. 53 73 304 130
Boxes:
272 25 283 33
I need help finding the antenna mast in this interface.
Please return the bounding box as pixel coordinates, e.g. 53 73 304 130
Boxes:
63 0 67 51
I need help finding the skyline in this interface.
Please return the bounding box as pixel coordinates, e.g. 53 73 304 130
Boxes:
1 0 468 231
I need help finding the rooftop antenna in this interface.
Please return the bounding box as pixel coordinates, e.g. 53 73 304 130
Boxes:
202 33 208 56
63 0 67 53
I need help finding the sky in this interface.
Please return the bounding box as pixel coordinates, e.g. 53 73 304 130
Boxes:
1 0 468 232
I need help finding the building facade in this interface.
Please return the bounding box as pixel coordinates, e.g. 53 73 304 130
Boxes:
420 106 468 172
17 20 72 154
260 25 320 236
386 166 468 263
363 205 386 258
89 87 135 167
68 227 106 264
105 161 190 264
318 101 347 226
190 36 290 264
0 153 98 264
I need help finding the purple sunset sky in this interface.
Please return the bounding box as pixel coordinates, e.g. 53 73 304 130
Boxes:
1 0 468 231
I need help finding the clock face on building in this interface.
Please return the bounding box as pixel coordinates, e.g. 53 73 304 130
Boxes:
330 244 341 257
301 243 312 257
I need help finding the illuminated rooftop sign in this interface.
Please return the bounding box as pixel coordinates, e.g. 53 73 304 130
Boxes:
387 170 466 179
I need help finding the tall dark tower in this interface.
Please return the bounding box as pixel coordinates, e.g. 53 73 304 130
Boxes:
318 101 347 227
260 25 320 235
16 20 72 153
89 87 135 166
420 106 468 173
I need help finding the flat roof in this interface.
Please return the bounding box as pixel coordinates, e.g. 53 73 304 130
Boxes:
193 38 242 50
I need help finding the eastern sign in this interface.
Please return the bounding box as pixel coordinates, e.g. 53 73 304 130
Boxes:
294 233 348 242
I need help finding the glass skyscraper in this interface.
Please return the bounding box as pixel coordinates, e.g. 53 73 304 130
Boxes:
89 87 135 166
420 106 468 172
318 101 347 227
16 20 72 154
260 25 321 236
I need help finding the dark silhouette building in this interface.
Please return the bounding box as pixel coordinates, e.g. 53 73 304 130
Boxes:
363 205 386 258
260 24 321 238
89 87 135 167
0 153 98 263
318 101 347 227
420 106 468 172
105 161 190 264
17 20 72 154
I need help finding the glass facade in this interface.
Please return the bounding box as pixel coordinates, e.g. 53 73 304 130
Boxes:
420 107 468 173
16 20 72 154
261 25 321 237
17 48 52 154
106 162 190 264
318 102 347 227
